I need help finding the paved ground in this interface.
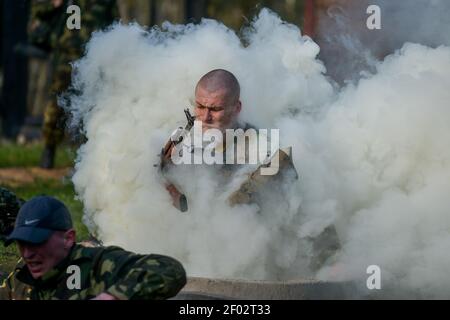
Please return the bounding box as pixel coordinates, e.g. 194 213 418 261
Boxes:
175 277 360 299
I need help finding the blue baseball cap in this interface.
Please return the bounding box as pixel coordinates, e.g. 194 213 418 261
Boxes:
5 196 73 246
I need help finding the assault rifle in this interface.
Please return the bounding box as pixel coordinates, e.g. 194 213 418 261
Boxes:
158 108 195 212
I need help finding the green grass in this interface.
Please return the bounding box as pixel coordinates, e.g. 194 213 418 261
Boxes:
0 142 76 168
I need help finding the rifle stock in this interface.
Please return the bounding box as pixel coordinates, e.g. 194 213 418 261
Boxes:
159 108 195 212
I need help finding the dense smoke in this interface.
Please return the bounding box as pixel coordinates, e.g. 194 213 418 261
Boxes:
316 0 450 83
374 0 450 48
64 7 450 298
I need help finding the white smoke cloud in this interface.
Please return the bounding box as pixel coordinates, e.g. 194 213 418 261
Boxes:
64 8 450 297
315 0 450 83
314 43 450 297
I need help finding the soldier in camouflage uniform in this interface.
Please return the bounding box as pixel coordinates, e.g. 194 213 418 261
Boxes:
0 195 186 300
30 0 118 168
164 69 340 272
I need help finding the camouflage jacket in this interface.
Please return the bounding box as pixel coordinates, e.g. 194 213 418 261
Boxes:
0 244 186 300
30 0 118 61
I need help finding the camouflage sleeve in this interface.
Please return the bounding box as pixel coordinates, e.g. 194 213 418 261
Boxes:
0 276 12 300
0 268 31 300
31 1 57 21
29 1 65 51
97 247 186 300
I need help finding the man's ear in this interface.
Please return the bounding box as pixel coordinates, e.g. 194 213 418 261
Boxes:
236 100 242 113
64 229 76 248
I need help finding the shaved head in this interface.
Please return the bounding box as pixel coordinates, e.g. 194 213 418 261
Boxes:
194 69 242 132
195 69 240 105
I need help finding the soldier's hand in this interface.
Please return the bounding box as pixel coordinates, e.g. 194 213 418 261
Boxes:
91 293 119 300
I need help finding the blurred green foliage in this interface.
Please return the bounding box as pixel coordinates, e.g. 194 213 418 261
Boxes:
207 0 305 31
0 142 75 168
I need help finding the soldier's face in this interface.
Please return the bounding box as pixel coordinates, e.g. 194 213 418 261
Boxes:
17 229 76 279
194 85 241 133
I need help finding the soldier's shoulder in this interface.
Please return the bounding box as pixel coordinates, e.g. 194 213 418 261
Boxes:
74 244 183 269
73 243 131 263
71 243 108 261
0 187 22 207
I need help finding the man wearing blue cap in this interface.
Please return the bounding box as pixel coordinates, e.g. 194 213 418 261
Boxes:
0 195 186 300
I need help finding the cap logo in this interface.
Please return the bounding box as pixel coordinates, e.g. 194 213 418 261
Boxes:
24 219 40 225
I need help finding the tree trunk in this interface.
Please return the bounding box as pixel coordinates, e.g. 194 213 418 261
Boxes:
185 0 207 23
303 0 315 37
1 0 29 139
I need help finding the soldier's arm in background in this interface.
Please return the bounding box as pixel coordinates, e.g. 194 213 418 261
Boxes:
0 264 31 300
29 1 65 53
95 247 187 300
0 276 11 300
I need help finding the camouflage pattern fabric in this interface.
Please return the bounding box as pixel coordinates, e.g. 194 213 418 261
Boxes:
227 147 298 206
30 0 118 147
0 259 32 300
0 188 24 241
0 244 186 300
